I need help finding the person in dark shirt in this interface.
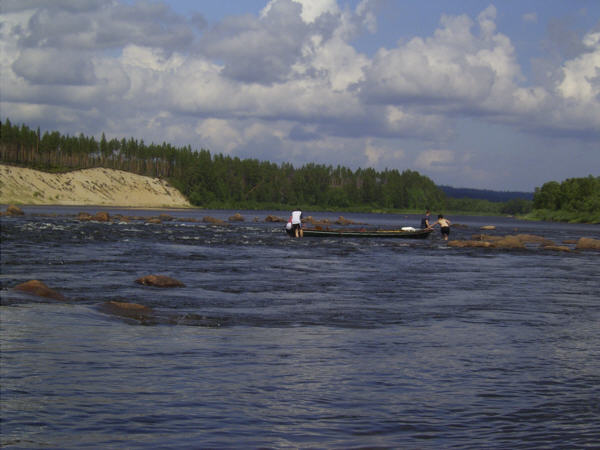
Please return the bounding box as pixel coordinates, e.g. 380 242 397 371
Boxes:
420 210 431 229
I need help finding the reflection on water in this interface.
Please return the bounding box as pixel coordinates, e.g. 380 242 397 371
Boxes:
1 207 599 448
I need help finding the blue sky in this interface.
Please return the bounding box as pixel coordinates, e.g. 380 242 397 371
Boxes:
1 0 599 191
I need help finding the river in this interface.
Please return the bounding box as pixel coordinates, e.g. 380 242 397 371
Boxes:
1 206 599 448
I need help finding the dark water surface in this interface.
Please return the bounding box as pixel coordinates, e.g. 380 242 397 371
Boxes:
1 206 599 448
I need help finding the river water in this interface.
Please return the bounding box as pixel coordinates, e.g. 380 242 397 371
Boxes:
1 206 599 448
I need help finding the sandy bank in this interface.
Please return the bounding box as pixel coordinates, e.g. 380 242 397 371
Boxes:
0 164 191 207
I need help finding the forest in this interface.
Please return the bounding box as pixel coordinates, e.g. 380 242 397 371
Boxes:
1 119 597 221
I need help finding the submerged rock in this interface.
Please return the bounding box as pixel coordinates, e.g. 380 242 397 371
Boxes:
448 240 492 248
99 301 154 322
135 274 185 288
480 225 496 230
542 245 571 252
228 213 244 222
13 280 66 301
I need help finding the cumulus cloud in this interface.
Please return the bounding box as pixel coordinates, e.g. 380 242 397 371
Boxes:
0 0 598 190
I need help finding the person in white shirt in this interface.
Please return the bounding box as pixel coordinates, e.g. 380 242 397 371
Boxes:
290 210 303 238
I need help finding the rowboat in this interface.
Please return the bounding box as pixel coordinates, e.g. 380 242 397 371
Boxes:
301 227 433 239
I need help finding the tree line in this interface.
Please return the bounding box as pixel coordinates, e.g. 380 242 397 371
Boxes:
0 119 445 210
2 118 595 221
532 176 600 222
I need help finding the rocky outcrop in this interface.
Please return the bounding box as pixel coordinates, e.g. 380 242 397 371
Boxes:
135 275 185 288
228 213 244 222
576 237 600 250
13 280 67 301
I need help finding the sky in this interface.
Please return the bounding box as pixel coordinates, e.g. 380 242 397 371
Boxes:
1 0 599 191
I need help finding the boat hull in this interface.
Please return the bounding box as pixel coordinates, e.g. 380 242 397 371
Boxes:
301 228 433 239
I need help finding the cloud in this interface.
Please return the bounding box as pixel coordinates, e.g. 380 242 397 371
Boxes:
0 1 598 191
12 48 96 85
415 150 455 172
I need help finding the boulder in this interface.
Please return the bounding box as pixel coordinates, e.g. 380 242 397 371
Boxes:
158 214 174 221
13 280 66 301
228 213 244 222
6 205 25 216
135 275 185 288
203 216 225 224
146 218 162 224
576 237 600 250
77 212 93 221
93 211 110 222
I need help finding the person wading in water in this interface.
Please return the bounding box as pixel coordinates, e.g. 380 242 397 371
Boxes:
430 214 451 240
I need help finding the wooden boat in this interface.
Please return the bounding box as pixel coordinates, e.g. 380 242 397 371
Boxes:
301 227 433 239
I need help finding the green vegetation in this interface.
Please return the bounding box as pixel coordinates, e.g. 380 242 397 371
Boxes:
1 119 445 211
528 176 600 223
1 119 597 222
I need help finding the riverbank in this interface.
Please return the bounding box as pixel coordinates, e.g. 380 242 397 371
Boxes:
0 164 191 208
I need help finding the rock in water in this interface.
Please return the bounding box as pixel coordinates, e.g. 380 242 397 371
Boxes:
13 280 67 301
6 205 25 216
576 237 600 250
99 301 154 322
135 275 185 287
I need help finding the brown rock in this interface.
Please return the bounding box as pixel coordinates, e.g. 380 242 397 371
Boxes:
203 216 225 224
146 218 162 224
265 215 285 222
542 245 571 252
99 301 154 321
448 240 492 248
6 205 25 216
335 216 355 225
493 236 525 249
77 212 93 221
515 234 555 246
576 237 600 250
158 214 174 221
480 225 496 230
228 213 244 222
472 234 503 242
93 211 110 222
135 275 185 288
13 280 66 301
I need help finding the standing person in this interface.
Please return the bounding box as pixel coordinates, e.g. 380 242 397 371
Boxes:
431 214 451 240
420 210 431 229
291 210 303 238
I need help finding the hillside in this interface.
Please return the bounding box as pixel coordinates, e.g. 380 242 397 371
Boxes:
0 164 191 207
440 186 533 202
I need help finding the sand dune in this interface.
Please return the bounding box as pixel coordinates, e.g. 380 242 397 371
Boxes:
0 164 191 207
